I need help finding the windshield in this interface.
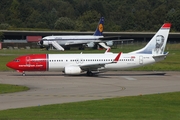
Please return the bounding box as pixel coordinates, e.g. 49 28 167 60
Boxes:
13 59 20 62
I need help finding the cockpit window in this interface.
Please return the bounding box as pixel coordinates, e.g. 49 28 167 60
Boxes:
13 59 20 62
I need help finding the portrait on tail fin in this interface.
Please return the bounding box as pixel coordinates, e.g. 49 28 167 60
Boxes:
152 35 165 54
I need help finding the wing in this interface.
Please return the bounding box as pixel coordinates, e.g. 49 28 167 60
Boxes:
64 41 91 46
97 36 134 42
80 52 122 71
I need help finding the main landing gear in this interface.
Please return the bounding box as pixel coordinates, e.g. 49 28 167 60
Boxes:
87 71 94 76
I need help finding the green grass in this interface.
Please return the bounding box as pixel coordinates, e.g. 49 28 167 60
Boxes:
0 92 180 120
0 84 29 94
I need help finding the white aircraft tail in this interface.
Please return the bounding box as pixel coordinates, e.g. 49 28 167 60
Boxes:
129 23 171 55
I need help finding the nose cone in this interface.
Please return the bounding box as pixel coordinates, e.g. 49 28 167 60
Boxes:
37 40 44 48
6 61 15 69
37 40 43 45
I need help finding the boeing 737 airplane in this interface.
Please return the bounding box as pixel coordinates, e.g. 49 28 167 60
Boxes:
37 17 132 51
7 23 171 76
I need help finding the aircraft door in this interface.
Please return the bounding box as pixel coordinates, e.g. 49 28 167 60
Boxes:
139 56 143 64
26 56 31 65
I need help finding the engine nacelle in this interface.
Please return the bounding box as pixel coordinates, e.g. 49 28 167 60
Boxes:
106 41 113 46
37 40 52 46
64 65 82 75
86 42 95 48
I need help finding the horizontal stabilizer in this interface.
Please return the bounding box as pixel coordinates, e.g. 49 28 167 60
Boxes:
153 52 169 58
98 42 110 49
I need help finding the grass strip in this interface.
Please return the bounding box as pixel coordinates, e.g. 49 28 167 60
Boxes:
0 92 180 120
0 84 29 94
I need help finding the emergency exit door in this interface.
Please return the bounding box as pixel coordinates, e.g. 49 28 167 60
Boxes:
139 56 143 64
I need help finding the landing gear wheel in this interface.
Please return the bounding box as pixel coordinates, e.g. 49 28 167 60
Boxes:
22 72 26 76
87 71 93 76
79 47 85 50
46 46 50 50
65 47 70 50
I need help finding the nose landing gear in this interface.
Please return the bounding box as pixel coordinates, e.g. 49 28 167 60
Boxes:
17 70 26 76
22 71 26 76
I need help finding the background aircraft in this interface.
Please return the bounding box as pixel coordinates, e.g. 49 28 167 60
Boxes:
7 23 171 76
37 17 133 51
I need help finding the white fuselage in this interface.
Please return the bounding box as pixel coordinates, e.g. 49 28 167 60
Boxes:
47 53 163 71
43 35 104 46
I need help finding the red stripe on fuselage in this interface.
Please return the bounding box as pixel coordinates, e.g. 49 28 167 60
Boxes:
8 54 48 71
27 54 48 71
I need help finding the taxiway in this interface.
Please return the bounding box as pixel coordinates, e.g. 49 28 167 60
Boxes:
0 71 180 110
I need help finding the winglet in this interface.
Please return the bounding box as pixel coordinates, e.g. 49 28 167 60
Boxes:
112 52 122 63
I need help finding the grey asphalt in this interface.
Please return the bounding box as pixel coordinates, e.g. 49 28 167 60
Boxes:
0 71 180 110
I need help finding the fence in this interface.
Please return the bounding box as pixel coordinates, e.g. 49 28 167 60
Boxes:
1 41 179 52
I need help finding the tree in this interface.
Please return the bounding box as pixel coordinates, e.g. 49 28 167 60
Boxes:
77 10 101 31
8 0 21 27
54 17 75 30
46 8 58 29
0 32 4 42
167 9 180 31
0 23 10 29
26 10 41 28
0 0 180 31
89 1 106 17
